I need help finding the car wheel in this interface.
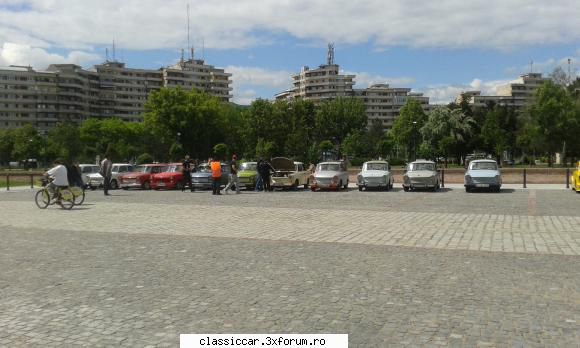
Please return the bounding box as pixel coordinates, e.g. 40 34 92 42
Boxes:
343 180 348 190
403 186 409 192
465 187 471 193
110 180 118 190
89 185 96 191
358 186 363 191
176 182 184 191
304 179 309 189
310 186 316 192
293 180 299 190
142 181 151 190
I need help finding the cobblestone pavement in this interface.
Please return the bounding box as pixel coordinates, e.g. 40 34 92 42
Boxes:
1 188 579 347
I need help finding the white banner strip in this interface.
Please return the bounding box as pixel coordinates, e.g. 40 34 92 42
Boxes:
180 334 348 348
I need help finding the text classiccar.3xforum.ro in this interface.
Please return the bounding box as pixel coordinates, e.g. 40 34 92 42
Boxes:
198 336 325 346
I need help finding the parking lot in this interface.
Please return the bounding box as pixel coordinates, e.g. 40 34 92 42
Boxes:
1 187 579 347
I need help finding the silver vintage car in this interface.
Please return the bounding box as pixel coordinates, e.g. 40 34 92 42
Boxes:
464 159 501 192
403 160 440 192
310 161 349 191
357 161 394 191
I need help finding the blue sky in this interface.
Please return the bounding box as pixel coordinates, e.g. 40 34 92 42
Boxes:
0 0 579 104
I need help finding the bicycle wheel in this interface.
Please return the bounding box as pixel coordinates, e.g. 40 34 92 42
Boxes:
34 189 50 209
59 189 75 210
73 188 85 205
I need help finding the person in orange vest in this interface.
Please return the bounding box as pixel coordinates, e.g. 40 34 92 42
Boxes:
209 157 222 195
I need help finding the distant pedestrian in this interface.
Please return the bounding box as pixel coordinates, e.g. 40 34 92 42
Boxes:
209 157 222 195
308 162 315 174
100 153 113 196
182 155 193 192
223 154 240 194
255 159 264 191
259 159 275 192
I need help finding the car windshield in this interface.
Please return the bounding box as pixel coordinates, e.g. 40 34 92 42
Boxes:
366 163 388 171
471 162 498 170
81 166 94 173
135 166 152 173
163 165 182 173
317 163 340 172
410 163 435 171
197 164 211 173
240 163 257 171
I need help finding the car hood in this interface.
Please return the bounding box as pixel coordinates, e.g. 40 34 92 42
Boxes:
153 172 180 178
406 170 436 178
315 171 343 178
271 157 294 171
123 172 150 178
87 173 103 179
467 170 499 178
360 170 389 177
238 170 257 177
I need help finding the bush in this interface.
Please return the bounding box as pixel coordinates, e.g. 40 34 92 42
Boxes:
136 153 154 164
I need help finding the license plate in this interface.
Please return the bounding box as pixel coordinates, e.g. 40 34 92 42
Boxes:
157 182 165 187
475 184 489 188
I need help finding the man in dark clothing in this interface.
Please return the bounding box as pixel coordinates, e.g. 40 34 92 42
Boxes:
66 162 84 188
182 155 193 192
259 159 275 192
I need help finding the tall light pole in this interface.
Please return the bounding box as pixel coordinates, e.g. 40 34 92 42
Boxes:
412 121 417 161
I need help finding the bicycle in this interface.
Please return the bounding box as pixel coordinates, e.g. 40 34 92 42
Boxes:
34 178 75 210
70 185 85 205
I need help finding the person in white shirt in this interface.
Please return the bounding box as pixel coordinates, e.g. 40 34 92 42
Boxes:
44 159 69 200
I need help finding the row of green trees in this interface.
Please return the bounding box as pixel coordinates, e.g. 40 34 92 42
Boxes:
0 77 579 168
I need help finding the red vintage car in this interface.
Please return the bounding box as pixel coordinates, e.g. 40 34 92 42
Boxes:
151 163 185 190
119 163 167 190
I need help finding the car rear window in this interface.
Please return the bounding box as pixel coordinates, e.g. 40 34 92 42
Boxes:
471 162 497 170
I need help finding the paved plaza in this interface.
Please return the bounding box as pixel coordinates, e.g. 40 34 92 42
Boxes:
0 187 579 347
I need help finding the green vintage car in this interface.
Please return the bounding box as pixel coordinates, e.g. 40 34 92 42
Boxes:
238 162 258 189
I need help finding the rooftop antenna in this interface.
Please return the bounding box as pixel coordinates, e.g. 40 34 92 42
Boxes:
187 4 191 60
202 37 205 60
529 59 533 73
105 48 109 62
180 48 185 66
327 43 335 65
112 39 116 62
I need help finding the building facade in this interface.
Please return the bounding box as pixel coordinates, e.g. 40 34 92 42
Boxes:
458 73 550 111
0 58 232 134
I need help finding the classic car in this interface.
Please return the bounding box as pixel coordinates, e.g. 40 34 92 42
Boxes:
310 161 349 191
271 157 311 189
356 160 394 191
79 164 100 187
118 163 167 190
191 163 230 190
464 159 502 192
87 163 134 190
571 161 580 193
150 163 185 190
403 160 440 192
238 162 258 189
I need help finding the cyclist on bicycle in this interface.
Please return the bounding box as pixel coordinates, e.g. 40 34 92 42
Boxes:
44 159 69 202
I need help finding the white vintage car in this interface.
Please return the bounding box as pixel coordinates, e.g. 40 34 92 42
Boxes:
310 161 349 191
464 159 502 192
356 161 394 191
403 160 440 192
271 157 311 189
87 163 134 190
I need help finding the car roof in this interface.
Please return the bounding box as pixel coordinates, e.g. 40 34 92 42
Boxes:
410 160 435 164
470 159 497 163
136 163 167 166
112 163 132 166
365 161 388 164
79 164 98 166
319 161 342 164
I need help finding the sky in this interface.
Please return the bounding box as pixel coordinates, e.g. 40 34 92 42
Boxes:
0 0 579 105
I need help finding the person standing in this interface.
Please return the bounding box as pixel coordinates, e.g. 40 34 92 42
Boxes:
260 159 275 192
100 153 113 196
182 155 193 192
255 159 264 192
209 157 222 195
223 154 240 194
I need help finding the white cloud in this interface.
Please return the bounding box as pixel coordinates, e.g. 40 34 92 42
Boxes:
225 66 293 105
0 43 100 69
0 0 579 51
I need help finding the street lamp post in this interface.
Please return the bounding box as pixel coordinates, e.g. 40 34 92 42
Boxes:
412 121 417 161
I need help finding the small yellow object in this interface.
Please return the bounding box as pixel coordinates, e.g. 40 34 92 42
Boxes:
571 161 580 192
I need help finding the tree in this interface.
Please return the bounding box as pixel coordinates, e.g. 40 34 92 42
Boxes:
420 106 476 165
11 124 45 165
550 66 569 87
79 118 144 162
255 138 276 160
481 106 518 163
144 87 225 160
213 143 229 161
390 99 427 160
45 122 82 162
341 132 371 159
315 97 367 152
526 80 577 166
0 129 15 166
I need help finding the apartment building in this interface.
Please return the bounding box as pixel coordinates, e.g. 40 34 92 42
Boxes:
458 73 550 111
275 45 430 130
0 58 232 134
354 84 430 129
